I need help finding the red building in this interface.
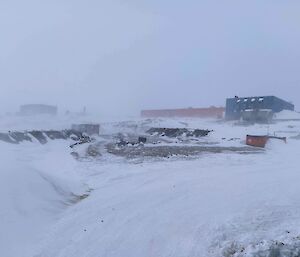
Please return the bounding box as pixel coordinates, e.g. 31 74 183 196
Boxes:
141 107 225 119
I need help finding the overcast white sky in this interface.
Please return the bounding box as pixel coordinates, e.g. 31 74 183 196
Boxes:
1 0 300 115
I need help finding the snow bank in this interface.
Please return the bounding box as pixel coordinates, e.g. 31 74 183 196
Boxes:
36 137 300 257
0 141 87 257
274 110 300 120
2 116 300 257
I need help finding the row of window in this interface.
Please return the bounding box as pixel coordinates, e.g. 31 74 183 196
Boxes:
236 97 264 103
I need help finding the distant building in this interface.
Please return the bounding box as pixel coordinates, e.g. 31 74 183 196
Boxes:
225 96 294 120
19 104 58 116
71 124 100 135
141 107 225 119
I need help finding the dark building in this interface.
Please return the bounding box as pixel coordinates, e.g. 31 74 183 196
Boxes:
225 96 294 120
19 104 58 116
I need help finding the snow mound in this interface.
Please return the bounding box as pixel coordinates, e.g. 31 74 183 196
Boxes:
0 142 88 257
274 110 300 120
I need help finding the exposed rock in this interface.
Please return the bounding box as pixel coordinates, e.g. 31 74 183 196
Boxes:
146 128 212 138
106 144 263 159
0 129 86 144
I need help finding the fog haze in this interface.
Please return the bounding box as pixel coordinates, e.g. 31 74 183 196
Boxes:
1 0 300 116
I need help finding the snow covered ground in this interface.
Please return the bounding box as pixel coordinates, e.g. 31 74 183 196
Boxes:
0 141 88 257
1 113 300 257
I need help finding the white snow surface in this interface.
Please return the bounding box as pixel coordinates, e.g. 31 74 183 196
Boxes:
1 115 300 257
0 141 88 257
274 110 300 120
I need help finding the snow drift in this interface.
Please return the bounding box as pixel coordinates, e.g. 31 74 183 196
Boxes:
0 141 87 257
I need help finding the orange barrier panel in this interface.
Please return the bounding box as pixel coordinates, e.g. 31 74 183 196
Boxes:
246 135 287 148
246 135 269 148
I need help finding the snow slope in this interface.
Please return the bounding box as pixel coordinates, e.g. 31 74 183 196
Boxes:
36 139 300 257
1 116 300 257
0 141 88 257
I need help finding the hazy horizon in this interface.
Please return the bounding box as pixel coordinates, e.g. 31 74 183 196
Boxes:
1 0 300 116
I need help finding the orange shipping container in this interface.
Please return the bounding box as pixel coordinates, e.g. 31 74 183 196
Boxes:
141 107 225 119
